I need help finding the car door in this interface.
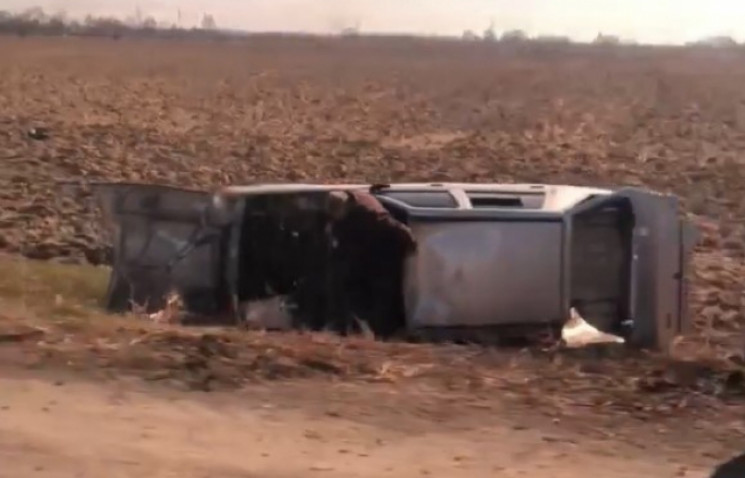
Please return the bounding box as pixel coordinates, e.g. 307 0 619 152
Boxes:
92 183 233 315
607 188 697 350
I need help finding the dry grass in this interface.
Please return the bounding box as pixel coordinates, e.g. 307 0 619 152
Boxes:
0 254 108 318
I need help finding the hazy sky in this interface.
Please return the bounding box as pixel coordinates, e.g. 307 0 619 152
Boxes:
4 0 745 44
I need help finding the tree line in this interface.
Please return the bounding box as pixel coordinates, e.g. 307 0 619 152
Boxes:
0 7 224 39
464 24 739 47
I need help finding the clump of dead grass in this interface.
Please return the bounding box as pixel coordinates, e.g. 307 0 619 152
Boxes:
0 253 109 319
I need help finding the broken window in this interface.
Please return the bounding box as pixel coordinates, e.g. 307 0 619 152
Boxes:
233 190 413 337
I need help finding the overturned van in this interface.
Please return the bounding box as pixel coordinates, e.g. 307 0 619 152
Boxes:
92 182 698 350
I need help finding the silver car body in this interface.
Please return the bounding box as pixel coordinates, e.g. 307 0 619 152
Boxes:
92 182 697 350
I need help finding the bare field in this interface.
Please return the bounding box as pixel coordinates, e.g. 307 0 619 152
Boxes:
1 36 745 476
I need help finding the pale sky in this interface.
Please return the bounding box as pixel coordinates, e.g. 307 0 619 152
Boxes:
4 0 745 44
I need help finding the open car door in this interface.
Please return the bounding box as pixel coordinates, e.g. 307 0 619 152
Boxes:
93 183 232 316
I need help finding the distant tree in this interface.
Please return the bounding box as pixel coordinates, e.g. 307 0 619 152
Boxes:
340 22 360 37
49 11 67 23
200 13 217 30
142 16 157 30
696 35 738 47
83 15 126 39
19 7 47 23
501 29 528 42
483 21 497 42
534 35 570 44
462 29 479 41
594 33 620 45
47 12 67 35
0 10 11 32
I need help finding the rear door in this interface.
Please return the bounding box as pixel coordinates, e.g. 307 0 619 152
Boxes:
93 183 230 315
613 188 697 350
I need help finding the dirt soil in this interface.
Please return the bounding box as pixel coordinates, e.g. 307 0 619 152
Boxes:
0 371 733 478
0 311 743 478
0 294 744 477
1 35 745 476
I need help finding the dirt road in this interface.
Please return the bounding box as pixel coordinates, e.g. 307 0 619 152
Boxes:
0 369 732 478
